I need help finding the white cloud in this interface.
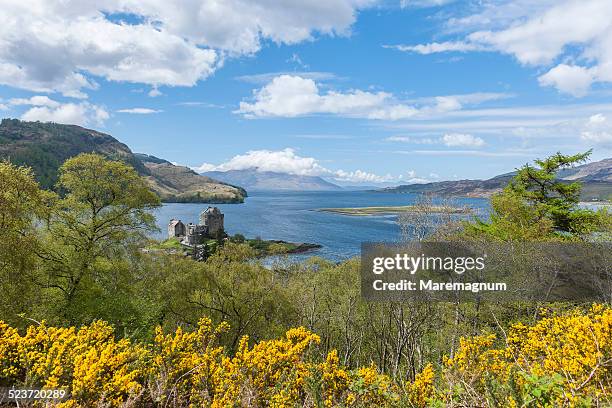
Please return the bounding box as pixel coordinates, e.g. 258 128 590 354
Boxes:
380 102 612 154
199 148 329 176
581 113 612 148
193 162 218 173
385 133 484 147
20 102 109 126
0 1 373 96
0 103 7 110
333 169 395 183
400 0 456 8
117 108 162 114
398 150 530 158
384 41 484 54
237 75 402 119
538 64 596 97
385 136 411 142
399 169 432 184
393 0 612 96
236 71 340 85
148 87 163 97
237 75 505 120
193 148 399 184
9 95 60 108
9 95 109 126
442 133 485 147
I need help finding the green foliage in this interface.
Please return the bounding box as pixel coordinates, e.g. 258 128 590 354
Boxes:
464 151 611 241
151 237 184 250
508 151 590 231
231 233 246 243
47 154 160 322
0 161 54 326
520 373 566 407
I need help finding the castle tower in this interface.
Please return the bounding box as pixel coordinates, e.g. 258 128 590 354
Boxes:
200 206 224 236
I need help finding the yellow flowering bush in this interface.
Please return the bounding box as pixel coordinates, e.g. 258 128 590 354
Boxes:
1 304 610 407
440 304 612 406
146 317 228 406
317 349 397 407
0 320 144 406
0 318 392 407
405 363 435 407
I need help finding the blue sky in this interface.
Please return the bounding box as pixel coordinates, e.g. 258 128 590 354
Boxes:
1 0 611 184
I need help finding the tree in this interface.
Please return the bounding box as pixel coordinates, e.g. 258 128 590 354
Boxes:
42 153 160 323
0 161 53 325
465 151 609 240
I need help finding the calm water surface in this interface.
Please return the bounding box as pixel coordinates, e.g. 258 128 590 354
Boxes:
152 191 490 261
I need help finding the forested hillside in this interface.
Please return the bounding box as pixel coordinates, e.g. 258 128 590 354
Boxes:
0 119 246 203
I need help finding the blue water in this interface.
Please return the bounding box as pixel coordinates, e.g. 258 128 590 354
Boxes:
152 191 490 261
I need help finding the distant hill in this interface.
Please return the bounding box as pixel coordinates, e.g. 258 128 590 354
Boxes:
557 158 611 182
137 154 247 203
0 119 246 203
202 169 342 191
380 158 612 201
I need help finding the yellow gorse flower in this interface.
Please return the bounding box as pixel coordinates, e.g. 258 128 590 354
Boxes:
1 304 610 407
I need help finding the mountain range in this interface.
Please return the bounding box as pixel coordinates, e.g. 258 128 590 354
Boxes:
379 158 611 201
202 169 342 191
0 119 246 203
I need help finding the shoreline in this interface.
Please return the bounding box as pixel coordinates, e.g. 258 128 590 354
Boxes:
317 205 472 216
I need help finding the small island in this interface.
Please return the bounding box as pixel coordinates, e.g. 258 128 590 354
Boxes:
149 207 321 259
317 205 472 216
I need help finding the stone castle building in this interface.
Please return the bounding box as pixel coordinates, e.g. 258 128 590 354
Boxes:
168 207 225 245
168 219 186 238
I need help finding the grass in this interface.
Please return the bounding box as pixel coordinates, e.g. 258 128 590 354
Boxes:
148 236 320 258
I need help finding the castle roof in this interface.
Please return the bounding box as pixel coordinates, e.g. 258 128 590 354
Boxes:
203 206 222 214
168 219 184 227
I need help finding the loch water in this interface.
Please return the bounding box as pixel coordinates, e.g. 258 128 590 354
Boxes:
152 190 490 262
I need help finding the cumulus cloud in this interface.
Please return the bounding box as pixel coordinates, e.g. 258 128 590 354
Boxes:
581 113 612 148
117 108 162 114
390 0 612 96
201 148 329 175
193 148 398 184
237 75 505 119
333 169 395 183
0 1 372 96
9 95 60 108
8 95 108 126
538 64 596 97
20 102 109 126
442 133 485 147
237 75 403 119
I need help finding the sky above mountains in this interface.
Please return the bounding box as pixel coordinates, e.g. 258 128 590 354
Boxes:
1 0 612 184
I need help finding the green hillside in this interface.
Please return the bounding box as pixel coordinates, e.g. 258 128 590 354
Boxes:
0 119 246 203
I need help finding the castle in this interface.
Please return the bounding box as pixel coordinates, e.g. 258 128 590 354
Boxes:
168 206 225 245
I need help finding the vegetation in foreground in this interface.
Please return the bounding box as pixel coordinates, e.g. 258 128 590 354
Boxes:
0 150 610 406
0 305 610 407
